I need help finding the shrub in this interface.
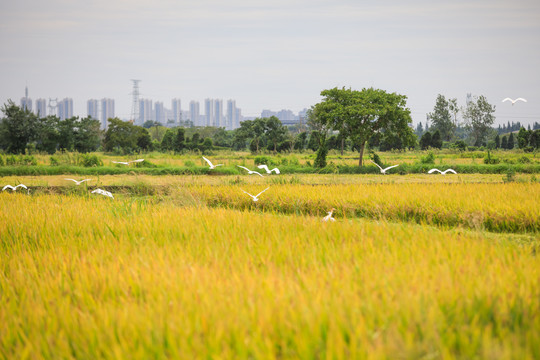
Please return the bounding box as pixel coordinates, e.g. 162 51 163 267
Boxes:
254 156 277 166
0 156 4 166
50 156 59 166
518 156 531 164
77 154 103 167
420 152 435 164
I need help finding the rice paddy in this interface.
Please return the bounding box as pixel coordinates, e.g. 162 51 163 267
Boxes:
1 167 539 359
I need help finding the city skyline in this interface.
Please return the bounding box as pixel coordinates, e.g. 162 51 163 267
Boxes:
1 0 539 127
14 88 313 130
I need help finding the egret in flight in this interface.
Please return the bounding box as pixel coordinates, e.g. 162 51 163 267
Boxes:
371 160 399 175
237 165 264 177
257 164 280 174
91 188 114 199
502 98 527 105
2 184 27 192
428 168 457 175
323 208 336 222
65 178 92 185
202 156 223 169
241 187 270 202
112 159 144 165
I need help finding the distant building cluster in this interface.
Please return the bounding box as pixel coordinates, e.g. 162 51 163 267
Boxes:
135 98 243 131
18 86 308 130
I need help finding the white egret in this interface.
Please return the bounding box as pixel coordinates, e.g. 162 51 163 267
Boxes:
2 184 28 192
241 187 270 202
428 168 457 175
237 165 264 177
91 188 114 199
371 160 399 175
65 178 92 185
112 159 144 165
202 156 223 169
323 208 336 222
257 164 280 174
502 98 527 106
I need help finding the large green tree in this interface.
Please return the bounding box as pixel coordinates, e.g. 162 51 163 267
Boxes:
265 116 286 152
104 118 146 153
311 87 413 166
0 100 39 153
428 94 455 141
463 95 496 146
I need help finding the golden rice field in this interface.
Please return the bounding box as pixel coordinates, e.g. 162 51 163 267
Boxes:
1 174 539 359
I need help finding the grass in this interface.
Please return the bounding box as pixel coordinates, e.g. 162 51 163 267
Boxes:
1 194 539 359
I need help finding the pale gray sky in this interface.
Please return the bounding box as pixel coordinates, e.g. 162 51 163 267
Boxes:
1 0 539 126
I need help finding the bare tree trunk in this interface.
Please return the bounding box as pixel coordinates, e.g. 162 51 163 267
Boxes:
358 141 366 166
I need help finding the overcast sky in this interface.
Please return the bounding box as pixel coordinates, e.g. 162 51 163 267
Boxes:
1 0 539 126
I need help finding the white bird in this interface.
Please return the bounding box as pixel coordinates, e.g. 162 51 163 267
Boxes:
322 208 336 222
202 156 223 169
257 164 280 174
65 178 92 185
241 187 270 202
371 160 399 175
428 168 457 175
91 188 114 199
111 159 144 165
2 184 28 192
502 98 527 106
237 165 264 177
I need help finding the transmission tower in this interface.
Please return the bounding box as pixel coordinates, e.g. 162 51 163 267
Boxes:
130 79 141 124
48 98 58 117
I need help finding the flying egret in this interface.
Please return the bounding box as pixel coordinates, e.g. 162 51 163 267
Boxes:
322 208 336 222
257 164 280 174
2 184 28 192
502 98 527 105
237 165 264 177
241 187 270 202
65 178 92 185
202 156 223 169
91 188 114 199
428 168 457 175
111 159 144 165
371 160 399 175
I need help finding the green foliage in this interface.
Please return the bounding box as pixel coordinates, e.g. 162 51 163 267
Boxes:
254 156 277 166
483 150 500 164
420 132 432 150
104 118 148 154
420 152 435 164
77 154 103 167
311 87 413 166
428 94 456 141
431 130 443 149
0 100 40 153
463 95 496 146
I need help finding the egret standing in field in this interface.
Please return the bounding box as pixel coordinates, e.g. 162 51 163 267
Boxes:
65 178 92 185
257 164 280 174
241 187 270 202
502 98 527 106
371 160 399 175
323 208 336 222
202 156 223 169
112 159 144 165
428 168 457 175
237 165 264 177
91 188 114 199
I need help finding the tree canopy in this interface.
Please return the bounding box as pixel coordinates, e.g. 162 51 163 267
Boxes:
310 87 414 166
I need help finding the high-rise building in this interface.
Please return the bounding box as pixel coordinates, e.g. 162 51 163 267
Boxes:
235 108 242 129
57 98 73 120
204 99 214 127
138 99 153 125
214 99 223 128
226 100 237 130
20 86 32 112
154 101 165 125
87 99 99 120
172 98 181 126
35 99 47 118
101 98 115 129
190 101 200 126
261 109 276 118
